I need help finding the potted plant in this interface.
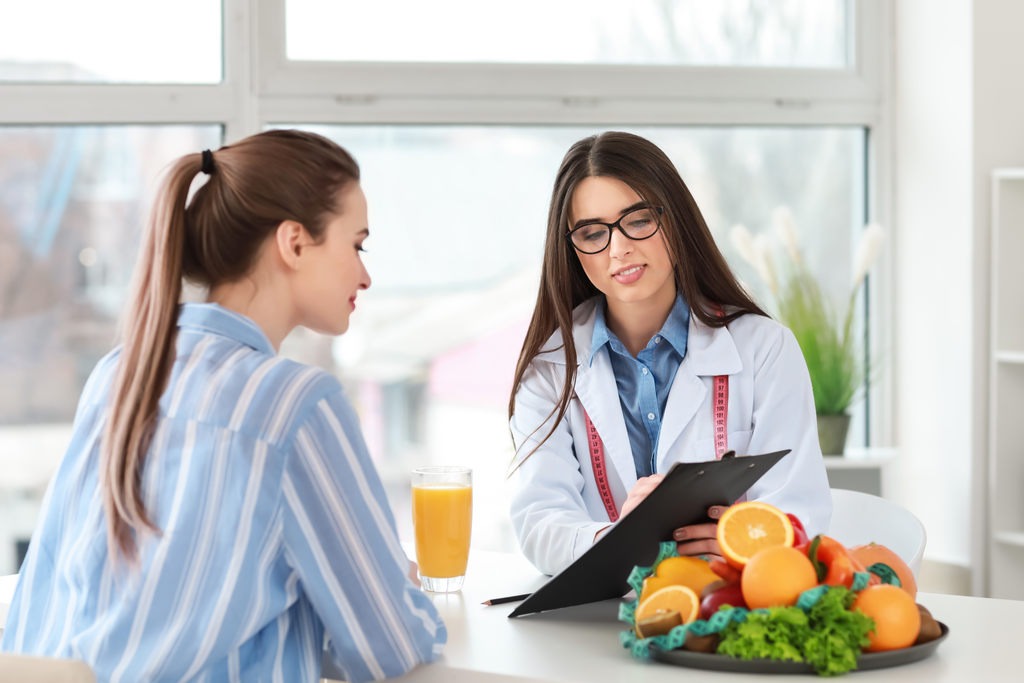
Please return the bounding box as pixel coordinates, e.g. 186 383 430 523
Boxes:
730 208 884 455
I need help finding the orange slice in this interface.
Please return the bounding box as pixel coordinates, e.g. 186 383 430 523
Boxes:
634 585 699 636
640 556 720 602
717 501 794 568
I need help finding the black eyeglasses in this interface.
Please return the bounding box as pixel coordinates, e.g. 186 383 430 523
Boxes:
566 206 664 254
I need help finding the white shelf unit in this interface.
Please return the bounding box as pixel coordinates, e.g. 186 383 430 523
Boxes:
995 350 1024 364
993 531 1024 548
987 169 1024 599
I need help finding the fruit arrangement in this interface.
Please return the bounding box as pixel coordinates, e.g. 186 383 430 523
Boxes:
619 502 944 676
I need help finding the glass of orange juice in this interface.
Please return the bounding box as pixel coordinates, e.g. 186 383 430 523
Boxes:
411 465 472 592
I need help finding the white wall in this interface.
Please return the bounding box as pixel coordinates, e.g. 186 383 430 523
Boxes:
893 0 1024 579
892 0 973 567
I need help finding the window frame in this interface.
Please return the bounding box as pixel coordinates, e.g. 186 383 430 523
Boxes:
0 0 895 447
258 0 882 103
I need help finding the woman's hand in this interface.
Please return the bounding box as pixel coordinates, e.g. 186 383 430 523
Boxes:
673 505 728 561
619 474 665 518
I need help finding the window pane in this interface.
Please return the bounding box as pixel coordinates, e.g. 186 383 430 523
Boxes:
0 125 221 573
279 125 866 553
287 0 849 67
0 124 865 566
0 1 221 83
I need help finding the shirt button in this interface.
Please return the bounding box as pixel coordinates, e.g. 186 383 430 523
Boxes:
641 368 649 375
647 412 656 420
654 337 662 344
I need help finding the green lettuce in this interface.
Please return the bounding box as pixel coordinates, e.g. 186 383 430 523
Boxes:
802 586 874 675
717 587 874 676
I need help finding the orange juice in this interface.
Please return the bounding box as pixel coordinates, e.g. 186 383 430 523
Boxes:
412 484 472 578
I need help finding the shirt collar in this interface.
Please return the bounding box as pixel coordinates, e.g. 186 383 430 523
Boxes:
177 303 275 355
658 295 691 358
588 294 691 365
589 303 614 365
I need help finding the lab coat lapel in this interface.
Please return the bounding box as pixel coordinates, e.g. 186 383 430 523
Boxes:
656 315 743 471
655 366 707 471
575 349 638 493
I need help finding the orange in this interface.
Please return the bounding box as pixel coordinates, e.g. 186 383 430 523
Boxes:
852 584 921 652
634 585 700 636
849 543 918 598
741 545 818 609
717 501 794 568
640 556 720 602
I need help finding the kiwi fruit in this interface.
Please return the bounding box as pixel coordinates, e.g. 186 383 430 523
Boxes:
914 604 942 644
683 632 721 653
636 609 683 638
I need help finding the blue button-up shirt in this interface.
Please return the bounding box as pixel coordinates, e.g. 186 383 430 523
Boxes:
2 303 445 682
591 296 691 477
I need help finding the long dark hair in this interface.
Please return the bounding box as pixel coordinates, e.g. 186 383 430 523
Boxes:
103 129 360 561
508 131 766 459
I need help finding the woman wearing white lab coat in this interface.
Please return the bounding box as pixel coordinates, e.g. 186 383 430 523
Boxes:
508 132 831 576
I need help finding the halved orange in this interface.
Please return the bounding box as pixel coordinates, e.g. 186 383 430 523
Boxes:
634 585 699 636
717 501 794 568
639 556 720 602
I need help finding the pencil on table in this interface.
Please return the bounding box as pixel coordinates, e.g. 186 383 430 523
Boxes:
481 593 531 606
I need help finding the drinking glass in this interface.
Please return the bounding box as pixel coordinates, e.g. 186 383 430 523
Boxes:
411 466 473 592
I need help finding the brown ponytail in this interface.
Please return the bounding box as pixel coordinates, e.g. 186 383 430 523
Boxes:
102 130 360 561
102 155 195 561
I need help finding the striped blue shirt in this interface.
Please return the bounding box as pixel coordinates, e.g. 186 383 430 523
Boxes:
590 295 690 477
1 303 446 682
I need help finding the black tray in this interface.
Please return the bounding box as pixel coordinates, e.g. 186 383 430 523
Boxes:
650 622 948 674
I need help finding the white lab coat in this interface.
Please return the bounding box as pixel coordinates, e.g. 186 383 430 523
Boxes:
508 297 832 575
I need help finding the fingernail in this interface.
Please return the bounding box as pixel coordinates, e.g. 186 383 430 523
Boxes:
674 530 686 541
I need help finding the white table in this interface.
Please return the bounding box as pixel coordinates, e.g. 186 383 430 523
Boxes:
4 553 1024 682
387 550 1023 683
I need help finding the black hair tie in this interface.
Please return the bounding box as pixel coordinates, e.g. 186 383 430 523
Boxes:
200 149 215 175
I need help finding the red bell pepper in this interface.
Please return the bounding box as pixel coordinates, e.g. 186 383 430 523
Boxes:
806 534 857 588
787 513 809 547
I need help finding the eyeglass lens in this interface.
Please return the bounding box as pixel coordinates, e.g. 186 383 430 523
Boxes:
569 207 661 253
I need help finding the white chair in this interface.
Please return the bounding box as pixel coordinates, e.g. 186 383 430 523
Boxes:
827 488 927 575
0 654 95 683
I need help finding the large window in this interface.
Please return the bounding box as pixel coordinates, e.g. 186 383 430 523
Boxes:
0 1 222 83
0 126 222 421
287 0 850 67
287 124 866 549
0 0 887 573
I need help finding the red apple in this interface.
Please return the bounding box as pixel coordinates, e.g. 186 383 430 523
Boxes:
699 581 748 620
700 579 730 599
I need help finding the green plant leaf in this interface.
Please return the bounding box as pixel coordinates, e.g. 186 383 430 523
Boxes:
775 266 865 415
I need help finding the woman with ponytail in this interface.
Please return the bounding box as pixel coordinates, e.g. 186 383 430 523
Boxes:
1 130 446 682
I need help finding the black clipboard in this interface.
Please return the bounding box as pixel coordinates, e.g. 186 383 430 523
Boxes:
508 449 789 618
